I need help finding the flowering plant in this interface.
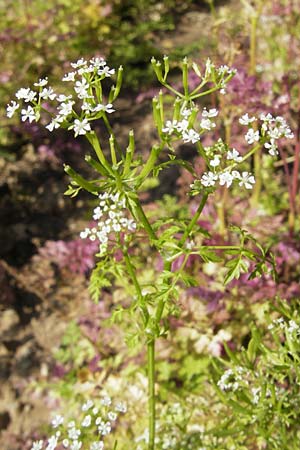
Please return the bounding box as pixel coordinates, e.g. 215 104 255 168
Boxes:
7 55 293 449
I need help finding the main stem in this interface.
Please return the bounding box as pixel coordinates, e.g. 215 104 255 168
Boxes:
147 339 155 450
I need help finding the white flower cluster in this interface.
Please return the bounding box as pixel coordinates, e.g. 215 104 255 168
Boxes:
268 316 300 338
80 192 136 254
7 57 117 137
190 139 255 191
162 107 218 144
240 112 294 154
30 397 127 450
251 386 272 405
217 366 249 392
200 169 255 190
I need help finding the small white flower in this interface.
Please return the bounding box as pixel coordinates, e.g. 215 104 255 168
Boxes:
90 57 106 68
288 320 299 334
80 228 91 239
81 101 94 113
251 387 261 405
115 401 127 413
210 155 221 167
16 87 37 102
74 79 89 98
108 411 117 421
245 128 260 144
93 207 103 220
58 101 74 117
205 58 214 76
176 119 189 132
71 118 91 136
31 441 44 450
93 103 115 114
185 240 195 250
46 435 58 450
70 441 82 450
98 66 115 77
68 428 81 440
90 442 104 450
259 112 274 122
71 58 87 68
34 77 48 87
202 108 218 118
200 171 218 187
200 118 215 130
81 415 92 427
219 171 234 188
264 139 278 156
127 219 137 231
45 116 64 132
78 65 94 75
236 171 255 189
21 106 36 123
162 120 177 134
62 439 70 448
40 87 56 100
268 127 281 140
282 128 294 139
98 420 111 436
218 64 235 75
227 148 242 163
101 395 112 406
182 129 200 144
181 108 192 118
6 100 19 118
239 113 256 125
51 414 64 428
57 94 73 102
62 72 76 82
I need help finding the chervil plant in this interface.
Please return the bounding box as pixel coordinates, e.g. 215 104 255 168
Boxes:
7 56 293 449
211 299 300 450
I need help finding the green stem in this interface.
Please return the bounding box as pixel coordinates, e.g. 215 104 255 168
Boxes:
201 245 240 250
161 81 183 98
137 144 163 186
190 85 222 100
123 251 149 326
133 200 157 242
156 193 209 324
85 132 114 176
102 113 124 160
179 193 208 246
147 339 155 450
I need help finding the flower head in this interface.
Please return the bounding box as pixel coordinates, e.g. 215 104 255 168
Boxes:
70 118 91 136
6 100 19 118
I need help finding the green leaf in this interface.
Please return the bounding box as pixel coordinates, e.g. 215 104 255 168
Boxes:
224 255 244 284
198 248 223 263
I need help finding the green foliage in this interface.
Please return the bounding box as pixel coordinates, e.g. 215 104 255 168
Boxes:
211 300 300 449
54 321 96 368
